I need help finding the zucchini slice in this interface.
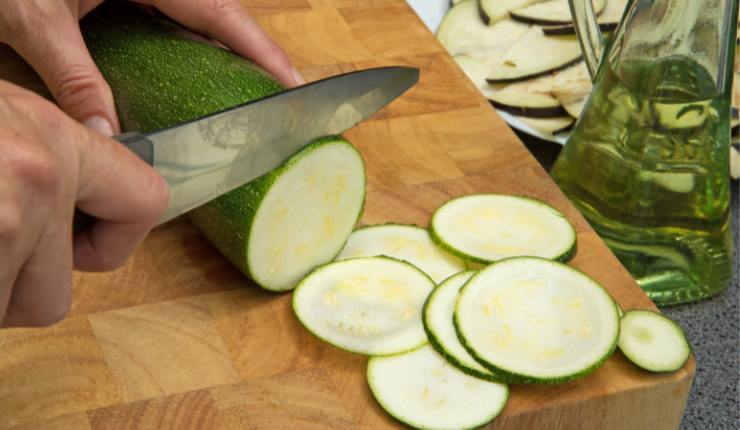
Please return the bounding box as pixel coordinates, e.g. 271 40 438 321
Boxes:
478 0 544 24
617 303 625 318
486 27 582 83
437 0 528 56
519 115 576 134
189 137 366 291
367 345 509 430
423 271 502 381
455 257 620 383
336 224 466 283
292 256 435 356
430 194 576 264
487 85 567 117
618 310 691 372
511 0 607 26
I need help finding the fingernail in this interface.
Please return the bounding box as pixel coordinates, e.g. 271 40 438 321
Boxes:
83 115 114 137
291 67 306 86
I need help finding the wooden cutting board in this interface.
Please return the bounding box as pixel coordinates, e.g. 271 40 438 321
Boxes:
0 1 694 428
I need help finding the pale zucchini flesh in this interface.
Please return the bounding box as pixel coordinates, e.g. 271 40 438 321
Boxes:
292 256 435 356
247 140 365 291
618 310 691 372
455 257 620 383
423 271 502 381
486 27 582 83
336 224 466 283
367 345 509 430
430 194 577 264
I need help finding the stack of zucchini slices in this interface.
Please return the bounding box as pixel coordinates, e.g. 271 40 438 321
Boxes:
291 194 691 429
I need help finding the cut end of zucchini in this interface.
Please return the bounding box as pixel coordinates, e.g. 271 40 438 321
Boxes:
455 257 620 384
618 310 691 373
431 194 577 264
247 138 366 291
292 256 435 356
367 345 509 430
336 224 466 283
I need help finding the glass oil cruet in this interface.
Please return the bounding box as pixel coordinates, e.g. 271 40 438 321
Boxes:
551 0 738 304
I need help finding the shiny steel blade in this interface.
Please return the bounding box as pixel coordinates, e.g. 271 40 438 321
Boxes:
149 66 419 224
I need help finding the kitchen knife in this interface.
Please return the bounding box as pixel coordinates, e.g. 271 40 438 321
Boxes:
74 66 419 231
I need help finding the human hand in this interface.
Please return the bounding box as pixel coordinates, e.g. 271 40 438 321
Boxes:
0 0 303 137
0 81 168 327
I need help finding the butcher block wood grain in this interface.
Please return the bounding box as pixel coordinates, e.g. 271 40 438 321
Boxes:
0 0 694 428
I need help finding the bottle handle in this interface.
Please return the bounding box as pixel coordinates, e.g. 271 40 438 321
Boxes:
568 0 605 79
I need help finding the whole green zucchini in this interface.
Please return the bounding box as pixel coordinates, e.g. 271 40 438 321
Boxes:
81 3 366 291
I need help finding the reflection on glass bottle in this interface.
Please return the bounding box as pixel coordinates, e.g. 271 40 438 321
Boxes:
555 0 737 305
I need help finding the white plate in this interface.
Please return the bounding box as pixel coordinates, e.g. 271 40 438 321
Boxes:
405 0 567 145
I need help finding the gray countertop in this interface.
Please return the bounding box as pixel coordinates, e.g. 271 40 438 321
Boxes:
518 131 740 430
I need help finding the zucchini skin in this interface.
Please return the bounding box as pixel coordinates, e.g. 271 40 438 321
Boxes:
188 136 364 284
421 281 508 383
82 4 362 286
82 3 284 133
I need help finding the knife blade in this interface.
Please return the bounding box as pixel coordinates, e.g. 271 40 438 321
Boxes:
74 66 419 230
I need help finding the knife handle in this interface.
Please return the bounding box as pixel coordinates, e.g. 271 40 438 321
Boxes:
72 132 154 234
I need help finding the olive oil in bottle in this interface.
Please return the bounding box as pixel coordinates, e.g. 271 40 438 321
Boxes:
551 55 733 305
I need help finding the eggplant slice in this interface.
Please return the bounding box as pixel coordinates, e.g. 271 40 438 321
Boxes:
486 27 582 83
541 0 627 35
519 116 576 135
543 22 618 36
510 0 606 26
454 53 499 90
557 95 588 118
438 0 528 56
488 85 566 117
478 0 543 24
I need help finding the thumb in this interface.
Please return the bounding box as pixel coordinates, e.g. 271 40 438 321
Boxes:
8 13 119 136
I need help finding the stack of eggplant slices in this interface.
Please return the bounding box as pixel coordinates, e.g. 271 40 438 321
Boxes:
437 0 740 155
